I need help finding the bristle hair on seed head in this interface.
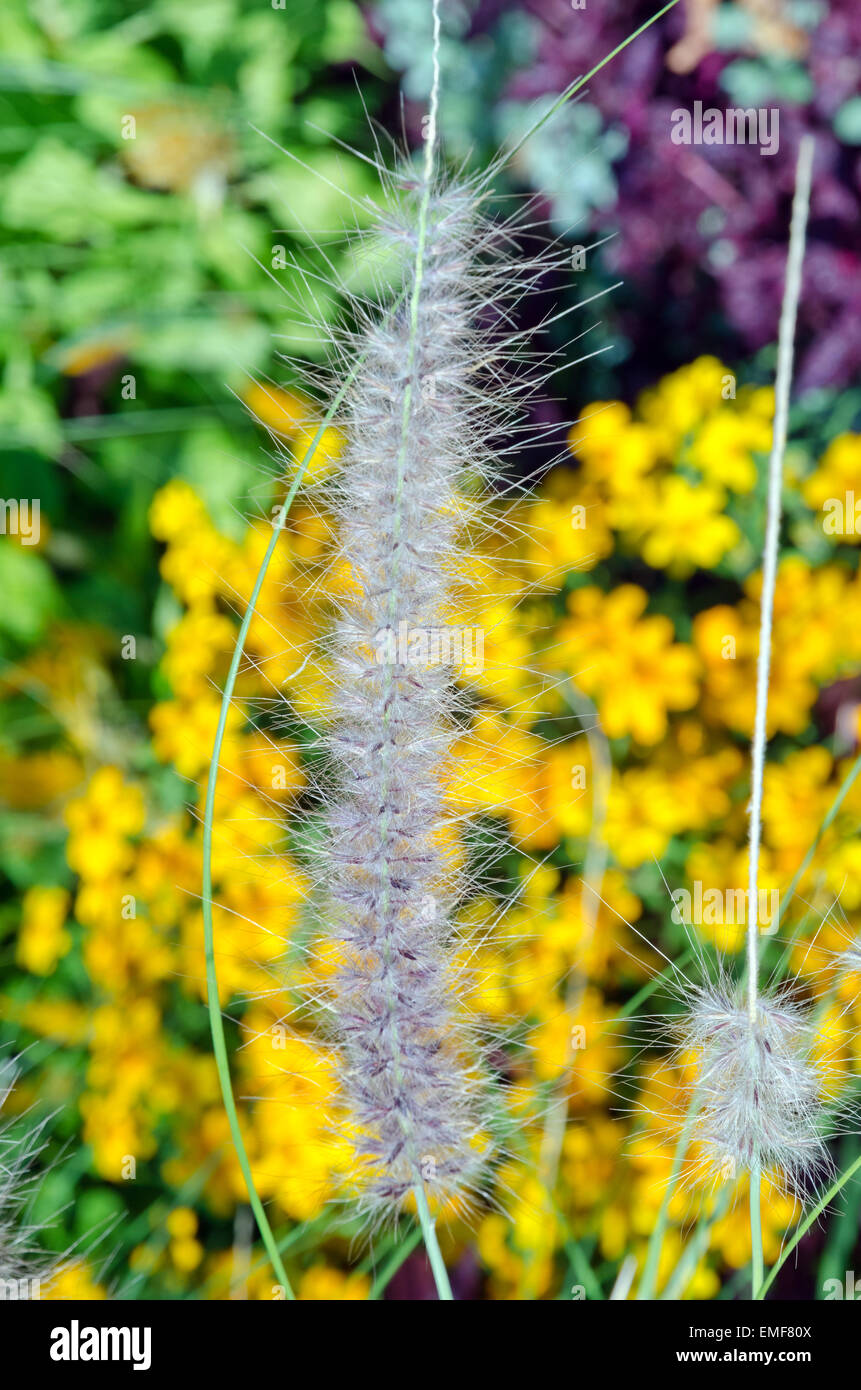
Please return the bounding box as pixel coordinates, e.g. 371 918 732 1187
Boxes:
0 1061 58 1295
296 165 571 1225
317 180 497 1220
240 125 589 1229
672 980 833 1200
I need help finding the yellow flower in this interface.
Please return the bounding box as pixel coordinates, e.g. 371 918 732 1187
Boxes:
0 996 89 1044
158 523 235 608
447 711 552 846
803 433 861 542
149 483 238 608
65 767 144 881
298 1267 370 1300
167 1206 197 1236
43 1261 107 1301
694 559 861 736
531 988 624 1105
570 402 659 497
169 1207 204 1273
658 741 745 835
236 730 305 801
541 741 593 841
242 380 307 435
525 482 613 581
605 767 686 868
454 592 535 711
16 885 72 975
149 479 208 543
823 838 861 912
610 474 740 575
83 899 174 994
241 380 345 484
637 355 730 451
683 839 781 953
762 747 834 867
478 1211 522 1286
0 749 83 809
291 421 345 484
161 609 237 699
150 694 243 780
555 870 645 982
552 585 700 744
242 1011 348 1221
58 336 129 377
710 1175 799 1269
689 395 772 493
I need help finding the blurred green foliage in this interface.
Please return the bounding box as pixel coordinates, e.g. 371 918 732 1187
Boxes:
0 0 389 663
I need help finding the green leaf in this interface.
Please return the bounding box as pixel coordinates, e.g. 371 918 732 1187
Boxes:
0 541 62 643
2 139 160 243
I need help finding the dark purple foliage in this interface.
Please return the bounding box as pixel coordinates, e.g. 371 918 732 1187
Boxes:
502 0 861 389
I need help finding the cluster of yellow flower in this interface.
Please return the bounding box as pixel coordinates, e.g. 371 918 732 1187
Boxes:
0 461 355 1294
444 360 861 1295
4 359 861 1299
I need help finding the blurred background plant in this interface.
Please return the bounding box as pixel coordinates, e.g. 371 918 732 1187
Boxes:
1 0 860 1300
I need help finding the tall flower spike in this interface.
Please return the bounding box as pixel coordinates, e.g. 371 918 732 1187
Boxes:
319 179 511 1222
669 137 820 1291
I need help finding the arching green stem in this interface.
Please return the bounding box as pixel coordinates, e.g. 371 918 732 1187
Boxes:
413 1181 453 1301
201 368 365 1299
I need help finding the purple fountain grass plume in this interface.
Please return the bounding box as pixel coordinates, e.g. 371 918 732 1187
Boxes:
316 173 550 1222
261 4 613 1230
673 974 833 1200
613 921 841 1203
213 137 613 1249
243 134 668 1243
